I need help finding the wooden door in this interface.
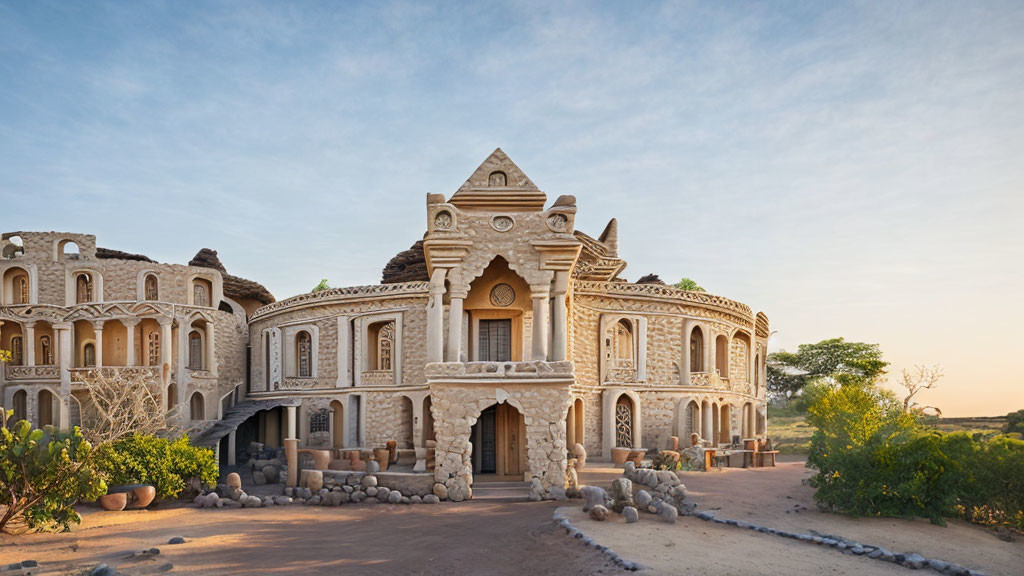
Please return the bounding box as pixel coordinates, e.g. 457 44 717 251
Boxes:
496 403 524 478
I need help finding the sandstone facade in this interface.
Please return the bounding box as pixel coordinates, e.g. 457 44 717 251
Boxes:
1 149 769 501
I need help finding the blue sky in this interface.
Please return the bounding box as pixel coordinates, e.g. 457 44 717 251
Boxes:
2 1 1022 415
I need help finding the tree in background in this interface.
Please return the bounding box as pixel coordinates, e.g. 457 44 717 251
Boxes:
76 368 174 445
312 278 330 293
767 337 888 403
1005 410 1024 436
673 278 705 292
898 364 944 415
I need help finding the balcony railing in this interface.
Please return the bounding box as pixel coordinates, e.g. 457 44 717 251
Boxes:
4 365 60 381
425 360 574 380
360 370 395 386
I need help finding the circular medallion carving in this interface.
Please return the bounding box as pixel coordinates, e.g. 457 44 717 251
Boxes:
547 213 568 232
490 215 514 232
434 210 452 230
489 283 516 307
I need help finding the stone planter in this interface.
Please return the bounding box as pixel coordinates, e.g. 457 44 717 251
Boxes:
98 492 128 511
611 447 632 466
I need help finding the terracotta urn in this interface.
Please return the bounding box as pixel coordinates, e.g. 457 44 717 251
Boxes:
373 448 390 471
98 492 128 511
611 447 631 466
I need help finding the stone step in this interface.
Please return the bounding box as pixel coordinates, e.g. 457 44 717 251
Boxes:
471 481 531 502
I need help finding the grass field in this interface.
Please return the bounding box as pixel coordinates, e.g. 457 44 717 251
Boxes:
766 406 1007 455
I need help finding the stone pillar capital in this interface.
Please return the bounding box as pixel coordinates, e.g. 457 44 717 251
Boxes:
90 320 105 331
121 317 142 327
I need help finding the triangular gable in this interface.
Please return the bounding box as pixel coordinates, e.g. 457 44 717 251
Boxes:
449 148 546 211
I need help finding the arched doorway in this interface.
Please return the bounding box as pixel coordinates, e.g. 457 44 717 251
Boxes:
470 402 525 481
566 397 584 448
38 389 56 427
422 396 434 445
615 394 635 448
720 404 732 444
330 399 345 448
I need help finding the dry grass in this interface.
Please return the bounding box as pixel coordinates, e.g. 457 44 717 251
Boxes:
766 407 1007 455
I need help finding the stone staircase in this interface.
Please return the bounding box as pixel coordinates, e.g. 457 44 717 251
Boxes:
471 481 532 502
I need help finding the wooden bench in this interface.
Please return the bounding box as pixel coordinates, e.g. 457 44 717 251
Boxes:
756 450 779 467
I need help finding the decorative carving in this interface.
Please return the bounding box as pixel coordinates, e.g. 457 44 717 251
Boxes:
433 211 453 230
489 283 515 307
490 215 515 232
615 402 633 448
547 213 568 232
280 378 331 389
249 282 429 321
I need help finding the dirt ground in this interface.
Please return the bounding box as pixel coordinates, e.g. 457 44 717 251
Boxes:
3 457 1021 575
575 456 1024 575
0 500 623 575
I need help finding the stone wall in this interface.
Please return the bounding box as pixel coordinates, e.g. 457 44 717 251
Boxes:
429 383 571 501
364 391 415 448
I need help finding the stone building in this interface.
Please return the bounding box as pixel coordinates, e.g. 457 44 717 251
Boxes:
0 149 768 501
0 232 273 433
243 149 769 500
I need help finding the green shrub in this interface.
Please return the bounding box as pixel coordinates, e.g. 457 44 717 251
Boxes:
806 385 1024 531
94 434 217 499
0 414 106 533
1005 410 1024 435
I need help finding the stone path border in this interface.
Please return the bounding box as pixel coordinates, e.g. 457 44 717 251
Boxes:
689 509 987 575
553 509 640 572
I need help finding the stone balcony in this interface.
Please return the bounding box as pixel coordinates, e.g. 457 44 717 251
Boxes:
4 364 60 382
425 360 574 381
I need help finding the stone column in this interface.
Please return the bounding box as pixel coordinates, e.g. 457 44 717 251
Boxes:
748 330 756 389
531 288 549 361
56 323 72 431
205 323 216 374
549 272 569 362
446 293 465 363
123 318 140 366
24 322 35 367
708 330 716 377
91 321 104 368
426 268 447 363
286 405 297 440
284 437 298 488
703 403 713 443
636 317 648 382
227 429 237 466
680 319 692 386
159 318 172 385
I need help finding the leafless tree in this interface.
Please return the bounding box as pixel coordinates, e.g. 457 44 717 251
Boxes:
899 364 944 415
75 368 175 444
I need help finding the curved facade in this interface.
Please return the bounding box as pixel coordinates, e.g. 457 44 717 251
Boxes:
246 149 769 500
0 231 271 432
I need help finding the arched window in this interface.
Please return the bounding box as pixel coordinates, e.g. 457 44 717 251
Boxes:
715 335 729 377
614 319 633 366
188 331 203 370
59 240 80 259
615 395 634 448
296 331 312 378
83 342 96 367
39 335 52 365
166 383 178 411
144 274 159 300
76 273 93 303
10 336 23 365
13 389 27 423
377 322 394 371
192 279 212 307
15 274 28 304
148 332 160 366
690 326 704 372
488 170 507 186
189 392 204 420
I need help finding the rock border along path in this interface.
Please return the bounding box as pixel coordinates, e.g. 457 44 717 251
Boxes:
688 509 987 575
553 509 640 572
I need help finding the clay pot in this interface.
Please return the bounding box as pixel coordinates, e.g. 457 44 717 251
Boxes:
611 447 631 466
98 492 128 511
373 448 390 471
